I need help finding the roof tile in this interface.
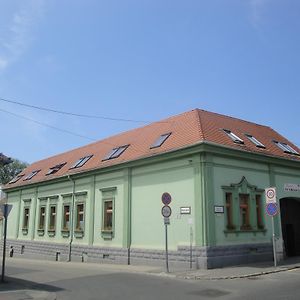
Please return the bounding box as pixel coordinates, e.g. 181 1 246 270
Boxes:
5 109 300 189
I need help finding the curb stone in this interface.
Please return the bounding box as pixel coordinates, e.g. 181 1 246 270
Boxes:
0 289 57 300
180 265 300 280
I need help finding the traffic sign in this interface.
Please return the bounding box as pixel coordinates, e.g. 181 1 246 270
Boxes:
161 192 172 205
266 203 278 216
0 204 12 218
161 205 172 218
265 187 277 203
164 217 170 225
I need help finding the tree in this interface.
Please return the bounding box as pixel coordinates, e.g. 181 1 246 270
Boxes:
0 158 28 184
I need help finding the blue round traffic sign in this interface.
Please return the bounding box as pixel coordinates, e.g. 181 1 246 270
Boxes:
266 203 278 216
161 192 172 205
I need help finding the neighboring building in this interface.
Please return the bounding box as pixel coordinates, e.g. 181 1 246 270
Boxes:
2 109 300 268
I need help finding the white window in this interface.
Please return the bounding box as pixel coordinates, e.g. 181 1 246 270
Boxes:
150 133 172 148
245 134 265 148
223 129 244 144
274 141 299 155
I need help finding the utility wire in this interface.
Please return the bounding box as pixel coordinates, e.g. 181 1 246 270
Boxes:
0 108 97 141
0 108 161 157
0 97 154 123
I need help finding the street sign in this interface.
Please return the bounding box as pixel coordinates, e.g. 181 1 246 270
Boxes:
266 202 278 216
265 187 277 203
161 192 172 206
164 217 170 225
161 205 172 218
0 204 12 218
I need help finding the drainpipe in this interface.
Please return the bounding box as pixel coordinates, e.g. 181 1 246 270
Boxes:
31 187 38 240
127 168 132 265
67 175 75 262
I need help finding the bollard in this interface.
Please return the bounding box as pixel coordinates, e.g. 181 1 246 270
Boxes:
56 251 61 261
9 246 14 257
82 252 88 262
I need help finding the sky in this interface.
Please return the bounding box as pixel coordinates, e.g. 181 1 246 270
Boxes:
0 0 299 164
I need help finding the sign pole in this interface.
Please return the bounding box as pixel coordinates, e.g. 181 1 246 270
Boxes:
189 226 193 269
165 222 169 273
1 204 8 283
161 192 172 273
265 187 278 268
272 216 277 267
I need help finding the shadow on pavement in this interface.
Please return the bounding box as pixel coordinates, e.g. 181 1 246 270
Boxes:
0 276 64 293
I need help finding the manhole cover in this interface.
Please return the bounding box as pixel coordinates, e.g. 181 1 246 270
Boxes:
188 288 230 297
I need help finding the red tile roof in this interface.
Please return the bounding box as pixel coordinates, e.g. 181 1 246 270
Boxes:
5 109 300 189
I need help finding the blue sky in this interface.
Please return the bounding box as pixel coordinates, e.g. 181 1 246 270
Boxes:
0 0 299 163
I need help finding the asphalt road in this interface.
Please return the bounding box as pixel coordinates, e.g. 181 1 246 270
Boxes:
2 259 300 300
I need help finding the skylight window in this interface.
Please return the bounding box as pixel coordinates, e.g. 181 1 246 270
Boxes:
9 174 24 184
23 170 40 181
71 155 93 169
102 145 129 161
245 134 265 148
223 129 244 144
274 141 299 155
46 162 67 175
150 132 172 149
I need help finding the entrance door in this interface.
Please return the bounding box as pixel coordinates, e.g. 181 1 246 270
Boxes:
280 198 300 257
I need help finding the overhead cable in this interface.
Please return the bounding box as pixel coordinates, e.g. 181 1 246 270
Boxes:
0 97 152 123
0 108 97 141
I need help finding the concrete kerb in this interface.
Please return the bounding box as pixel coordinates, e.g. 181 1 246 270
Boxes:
178 265 300 281
0 289 56 300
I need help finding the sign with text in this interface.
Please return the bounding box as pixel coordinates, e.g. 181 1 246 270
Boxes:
161 205 172 218
265 187 277 203
284 183 300 192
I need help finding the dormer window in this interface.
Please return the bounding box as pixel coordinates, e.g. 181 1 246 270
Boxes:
223 129 244 144
9 174 24 184
23 170 40 181
71 155 93 169
102 145 129 161
274 141 299 155
46 162 67 175
150 133 172 149
245 134 265 148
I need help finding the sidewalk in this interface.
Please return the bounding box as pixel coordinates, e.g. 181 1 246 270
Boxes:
1 256 300 299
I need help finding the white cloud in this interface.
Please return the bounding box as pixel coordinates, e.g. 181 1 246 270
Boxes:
0 0 46 72
249 0 269 29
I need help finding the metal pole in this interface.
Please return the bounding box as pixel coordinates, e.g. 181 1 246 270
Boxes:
272 216 277 267
165 223 169 273
190 226 193 269
1 204 8 282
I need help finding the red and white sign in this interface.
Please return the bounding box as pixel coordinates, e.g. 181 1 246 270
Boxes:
265 187 277 203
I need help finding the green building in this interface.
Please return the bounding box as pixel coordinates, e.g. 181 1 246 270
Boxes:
2 109 300 268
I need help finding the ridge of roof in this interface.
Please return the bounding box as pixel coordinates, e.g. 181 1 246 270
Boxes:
194 109 205 141
196 108 271 130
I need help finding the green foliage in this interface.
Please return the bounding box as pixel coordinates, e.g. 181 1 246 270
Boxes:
0 158 28 184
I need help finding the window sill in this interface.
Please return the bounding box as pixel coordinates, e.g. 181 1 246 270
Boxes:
101 230 114 240
48 230 56 237
61 230 70 238
224 228 266 236
74 230 84 238
37 229 45 236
